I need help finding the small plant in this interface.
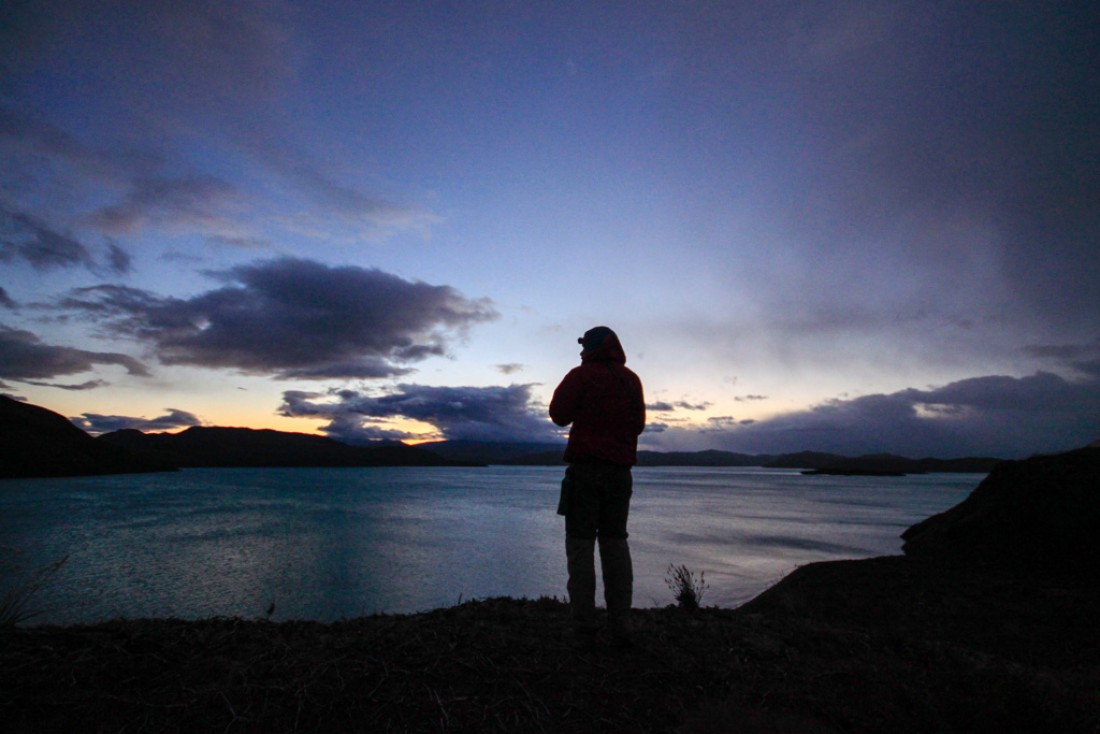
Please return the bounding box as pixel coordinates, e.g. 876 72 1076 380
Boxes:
0 553 68 626
665 563 709 610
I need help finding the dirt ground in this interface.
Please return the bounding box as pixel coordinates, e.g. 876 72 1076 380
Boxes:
3 555 1098 733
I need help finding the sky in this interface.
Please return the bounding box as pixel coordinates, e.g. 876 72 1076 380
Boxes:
1 1 1098 459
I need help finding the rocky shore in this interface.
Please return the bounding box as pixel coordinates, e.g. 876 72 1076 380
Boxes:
2 447 1097 732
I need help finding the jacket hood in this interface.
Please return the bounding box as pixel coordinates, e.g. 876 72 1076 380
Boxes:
579 326 627 364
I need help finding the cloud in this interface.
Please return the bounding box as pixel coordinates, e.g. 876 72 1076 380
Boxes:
71 408 203 435
496 363 525 375
59 257 498 378
0 207 132 275
104 243 132 274
1024 339 1100 381
1 208 95 270
648 400 710 412
23 378 108 391
1 4 437 250
0 104 264 255
656 370 1100 459
675 3 1100 357
268 154 440 241
84 175 244 237
280 383 558 444
0 324 149 382
0 104 123 181
703 416 739 431
0 287 15 309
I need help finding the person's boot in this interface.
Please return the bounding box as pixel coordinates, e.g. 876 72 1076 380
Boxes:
565 536 598 638
599 536 634 647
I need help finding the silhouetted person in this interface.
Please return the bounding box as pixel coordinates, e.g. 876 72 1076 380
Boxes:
550 326 645 645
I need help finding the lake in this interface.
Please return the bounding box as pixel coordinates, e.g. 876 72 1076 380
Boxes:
0 466 981 625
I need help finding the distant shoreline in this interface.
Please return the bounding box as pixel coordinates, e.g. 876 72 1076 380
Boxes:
0 395 1004 479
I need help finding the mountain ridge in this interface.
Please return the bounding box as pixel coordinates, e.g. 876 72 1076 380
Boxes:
97 426 483 468
0 396 176 478
2 397 1010 478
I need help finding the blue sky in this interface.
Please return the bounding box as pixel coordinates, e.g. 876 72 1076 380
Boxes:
2 1 1098 458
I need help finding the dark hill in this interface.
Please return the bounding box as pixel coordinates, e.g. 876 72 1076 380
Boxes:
0 396 176 478
901 446 1100 572
98 426 480 468
742 445 1100 644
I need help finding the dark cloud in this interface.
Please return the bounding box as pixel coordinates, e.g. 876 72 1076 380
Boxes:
496 363 524 375
105 243 132 274
648 400 710 412
0 324 149 381
703 416 739 432
672 371 1100 459
1 208 95 270
71 408 202 436
0 207 131 275
1024 339 1100 376
60 257 497 379
1076 360 1100 381
0 287 15 309
280 383 557 444
23 378 107 391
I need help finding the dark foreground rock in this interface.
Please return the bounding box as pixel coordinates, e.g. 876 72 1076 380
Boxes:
2 447 1098 732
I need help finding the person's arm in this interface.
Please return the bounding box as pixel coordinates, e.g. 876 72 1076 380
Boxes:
549 368 583 427
631 374 646 436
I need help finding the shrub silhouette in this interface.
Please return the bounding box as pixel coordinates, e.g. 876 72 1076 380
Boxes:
666 563 708 610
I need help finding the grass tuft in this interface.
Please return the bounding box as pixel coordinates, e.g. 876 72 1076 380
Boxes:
0 552 68 627
665 563 709 610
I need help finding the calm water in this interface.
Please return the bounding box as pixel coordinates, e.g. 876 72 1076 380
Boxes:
0 466 980 625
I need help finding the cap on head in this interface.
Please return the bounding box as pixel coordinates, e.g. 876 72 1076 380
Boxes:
578 326 616 352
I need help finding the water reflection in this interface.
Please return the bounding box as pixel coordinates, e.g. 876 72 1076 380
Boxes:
0 466 979 623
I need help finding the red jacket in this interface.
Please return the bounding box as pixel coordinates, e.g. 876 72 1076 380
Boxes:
549 332 645 466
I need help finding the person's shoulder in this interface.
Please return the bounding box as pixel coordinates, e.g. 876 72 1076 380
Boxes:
557 364 588 383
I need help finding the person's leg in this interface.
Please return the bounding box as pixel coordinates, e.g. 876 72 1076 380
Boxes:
564 464 600 632
598 536 632 636
597 467 633 641
565 536 597 631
